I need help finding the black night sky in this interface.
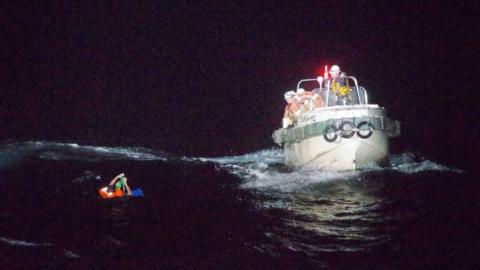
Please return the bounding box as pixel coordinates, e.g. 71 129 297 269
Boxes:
1 2 478 168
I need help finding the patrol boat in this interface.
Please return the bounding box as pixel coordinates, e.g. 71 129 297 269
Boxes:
272 75 400 171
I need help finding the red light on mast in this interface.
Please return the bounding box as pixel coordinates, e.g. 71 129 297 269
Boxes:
324 65 328 79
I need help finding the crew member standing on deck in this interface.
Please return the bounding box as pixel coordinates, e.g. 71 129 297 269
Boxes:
328 65 352 105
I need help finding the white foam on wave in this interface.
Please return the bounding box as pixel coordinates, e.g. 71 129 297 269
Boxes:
201 149 463 192
388 152 464 174
0 236 54 247
0 236 81 259
197 148 284 165
64 249 81 258
0 141 169 168
239 166 360 192
200 148 359 192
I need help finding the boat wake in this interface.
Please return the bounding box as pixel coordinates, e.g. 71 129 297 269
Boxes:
199 149 467 256
0 141 472 265
0 141 462 189
0 141 170 169
200 148 463 193
0 141 462 186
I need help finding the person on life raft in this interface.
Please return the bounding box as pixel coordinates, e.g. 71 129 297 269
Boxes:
98 173 132 198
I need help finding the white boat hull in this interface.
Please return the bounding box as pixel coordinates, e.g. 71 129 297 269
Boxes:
273 76 400 171
273 105 399 171
284 130 388 171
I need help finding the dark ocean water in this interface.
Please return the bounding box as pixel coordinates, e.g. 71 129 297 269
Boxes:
0 141 478 269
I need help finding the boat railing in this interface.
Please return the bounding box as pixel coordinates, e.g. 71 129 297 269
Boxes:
297 76 369 109
296 78 322 90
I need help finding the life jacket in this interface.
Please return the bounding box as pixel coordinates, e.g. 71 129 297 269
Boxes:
98 186 124 198
313 94 325 108
298 91 323 111
284 100 300 120
331 79 350 97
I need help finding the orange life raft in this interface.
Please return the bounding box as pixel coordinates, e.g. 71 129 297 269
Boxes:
98 187 125 199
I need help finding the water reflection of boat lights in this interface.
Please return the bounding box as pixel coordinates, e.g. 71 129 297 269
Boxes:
266 180 389 252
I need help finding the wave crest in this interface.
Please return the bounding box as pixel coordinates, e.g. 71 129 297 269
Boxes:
0 141 170 169
200 149 463 192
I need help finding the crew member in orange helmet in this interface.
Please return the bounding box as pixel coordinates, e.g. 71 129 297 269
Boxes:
283 90 300 128
296 87 326 110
